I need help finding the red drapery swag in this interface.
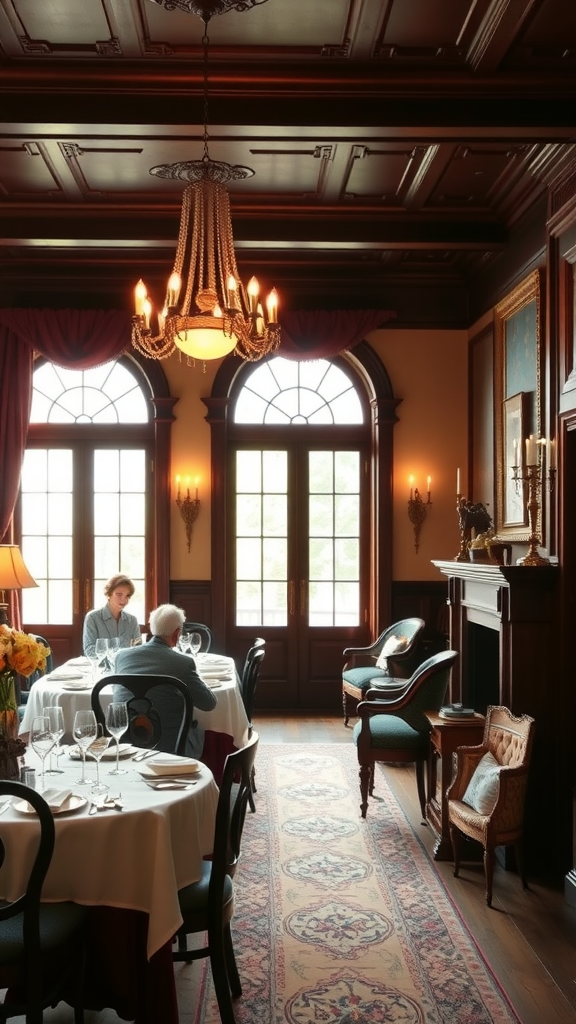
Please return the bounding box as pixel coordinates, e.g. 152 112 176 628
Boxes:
0 305 394 623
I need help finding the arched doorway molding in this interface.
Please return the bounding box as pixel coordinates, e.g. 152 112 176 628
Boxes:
203 342 401 650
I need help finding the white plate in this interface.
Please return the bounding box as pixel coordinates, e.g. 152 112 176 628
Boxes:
69 742 133 760
13 794 87 816
61 682 93 691
67 657 92 667
49 671 85 681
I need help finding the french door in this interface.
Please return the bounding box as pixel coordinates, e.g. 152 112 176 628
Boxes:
228 432 369 708
20 435 151 663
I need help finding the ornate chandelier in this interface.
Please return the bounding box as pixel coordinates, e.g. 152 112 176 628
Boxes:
132 8 280 363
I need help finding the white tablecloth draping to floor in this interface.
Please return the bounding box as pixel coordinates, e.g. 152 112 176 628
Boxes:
19 653 250 753
0 748 219 960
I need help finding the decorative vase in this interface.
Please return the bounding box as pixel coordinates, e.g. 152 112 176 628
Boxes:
0 669 24 779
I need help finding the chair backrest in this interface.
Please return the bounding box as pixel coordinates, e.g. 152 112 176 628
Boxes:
366 650 458 731
0 781 54 997
240 641 265 726
377 617 427 678
210 733 259 902
484 705 535 769
183 622 212 653
91 673 193 755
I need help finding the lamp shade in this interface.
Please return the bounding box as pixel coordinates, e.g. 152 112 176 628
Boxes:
0 546 38 590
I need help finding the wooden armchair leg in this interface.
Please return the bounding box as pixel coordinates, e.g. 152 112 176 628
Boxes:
415 759 427 821
359 764 370 818
484 846 495 907
450 823 461 877
342 690 350 727
368 763 375 796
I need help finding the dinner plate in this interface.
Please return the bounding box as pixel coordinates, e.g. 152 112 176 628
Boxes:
69 742 133 760
67 657 92 667
13 794 87 816
61 682 93 691
49 671 85 681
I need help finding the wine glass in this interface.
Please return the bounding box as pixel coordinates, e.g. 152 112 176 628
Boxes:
189 632 202 658
43 705 65 775
107 637 122 671
31 715 56 790
177 631 192 655
105 702 129 775
88 725 111 795
95 638 109 674
73 710 98 785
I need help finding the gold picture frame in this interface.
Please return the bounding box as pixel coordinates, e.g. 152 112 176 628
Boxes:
494 270 542 541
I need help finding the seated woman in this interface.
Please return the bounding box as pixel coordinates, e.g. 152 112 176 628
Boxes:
83 573 141 657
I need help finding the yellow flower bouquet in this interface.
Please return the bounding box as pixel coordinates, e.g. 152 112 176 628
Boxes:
0 627 51 768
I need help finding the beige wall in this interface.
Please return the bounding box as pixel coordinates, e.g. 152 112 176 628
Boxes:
163 329 469 583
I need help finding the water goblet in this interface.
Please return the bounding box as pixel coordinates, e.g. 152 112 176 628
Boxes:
31 715 56 791
88 725 111 795
105 702 129 775
177 631 192 655
107 636 122 671
43 705 65 774
95 638 109 674
189 632 202 658
73 710 98 785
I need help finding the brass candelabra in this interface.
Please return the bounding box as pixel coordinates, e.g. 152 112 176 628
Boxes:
176 483 201 553
511 461 550 566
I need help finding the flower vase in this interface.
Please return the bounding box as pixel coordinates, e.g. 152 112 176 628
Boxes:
0 669 24 780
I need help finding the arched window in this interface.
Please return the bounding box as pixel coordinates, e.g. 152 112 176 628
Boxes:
20 356 174 656
204 347 398 711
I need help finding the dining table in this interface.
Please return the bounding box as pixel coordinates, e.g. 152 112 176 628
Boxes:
0 744 220 1024
19 651 250 784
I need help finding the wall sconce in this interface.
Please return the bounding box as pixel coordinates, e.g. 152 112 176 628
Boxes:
407 476 432 554
176 476 201 553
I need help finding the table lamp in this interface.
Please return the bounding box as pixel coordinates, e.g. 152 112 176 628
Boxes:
0 545 38 626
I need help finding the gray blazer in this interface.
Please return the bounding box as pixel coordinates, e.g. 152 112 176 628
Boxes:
114 636 217 759
83 604 141 657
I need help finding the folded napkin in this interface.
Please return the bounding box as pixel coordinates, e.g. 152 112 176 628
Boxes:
48 669 85 681
146 756 199 777
67 656 92 667
42 787 73 811
200 665 232 678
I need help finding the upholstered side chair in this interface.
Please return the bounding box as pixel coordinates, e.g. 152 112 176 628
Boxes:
447 704 535 907
342 617 425 726
353 649 457 819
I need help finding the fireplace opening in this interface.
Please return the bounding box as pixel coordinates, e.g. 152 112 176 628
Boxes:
466 621 500 713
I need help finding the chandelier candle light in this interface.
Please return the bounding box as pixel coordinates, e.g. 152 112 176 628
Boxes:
132 8 280 365
511 434 553 566
176 476 201 553
407 476 432 553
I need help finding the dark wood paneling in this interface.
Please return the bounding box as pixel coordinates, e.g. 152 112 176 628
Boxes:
169 580 212 634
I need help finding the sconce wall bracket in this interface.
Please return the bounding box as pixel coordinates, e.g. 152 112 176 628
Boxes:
407 488 432 553
176 493 201 553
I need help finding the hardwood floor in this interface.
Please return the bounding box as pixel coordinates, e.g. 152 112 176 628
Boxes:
258 712 576 1024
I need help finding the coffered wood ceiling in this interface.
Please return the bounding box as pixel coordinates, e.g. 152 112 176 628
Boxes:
1 0 575 324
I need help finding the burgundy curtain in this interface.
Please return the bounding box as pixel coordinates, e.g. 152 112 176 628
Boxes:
0 309 132 625
278 309 395 360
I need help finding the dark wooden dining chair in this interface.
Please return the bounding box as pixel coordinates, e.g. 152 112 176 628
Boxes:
183 621 213 652
342 617 426 726
173 732 259 1024
91 673 193 756
0 780 87 1024
239 639 265 811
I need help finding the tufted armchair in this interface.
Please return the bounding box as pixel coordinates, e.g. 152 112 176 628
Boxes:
447 705 535 907
353 649 457 819
342 617 425 726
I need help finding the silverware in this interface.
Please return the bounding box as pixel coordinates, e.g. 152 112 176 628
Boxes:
132 747 159 762
146 781 197 790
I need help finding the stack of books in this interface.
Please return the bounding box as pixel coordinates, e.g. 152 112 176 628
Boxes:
438 703 476 719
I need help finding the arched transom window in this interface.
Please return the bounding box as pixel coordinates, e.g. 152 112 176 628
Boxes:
30 361 148 424
233 357 363 424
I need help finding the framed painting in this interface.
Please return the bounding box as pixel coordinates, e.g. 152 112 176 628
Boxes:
494 270 542 540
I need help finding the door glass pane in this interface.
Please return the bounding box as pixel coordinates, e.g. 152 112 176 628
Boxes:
308 451 360 626
93 449 146 624
21 449 74 624
235 450 287 626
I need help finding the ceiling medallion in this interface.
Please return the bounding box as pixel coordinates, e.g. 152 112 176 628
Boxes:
148 0 270 17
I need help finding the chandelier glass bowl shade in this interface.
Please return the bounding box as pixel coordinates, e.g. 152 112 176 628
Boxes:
149 0 270 16
132 4 280 364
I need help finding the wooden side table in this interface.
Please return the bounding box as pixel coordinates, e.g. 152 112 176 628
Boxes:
423 711 485 860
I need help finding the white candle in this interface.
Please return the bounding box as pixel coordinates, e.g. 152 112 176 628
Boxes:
526 434 537 465
456 468 460 495
409 475 414 500
427 475 431 493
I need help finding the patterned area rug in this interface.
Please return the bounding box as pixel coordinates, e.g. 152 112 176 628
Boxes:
192 744 520 1024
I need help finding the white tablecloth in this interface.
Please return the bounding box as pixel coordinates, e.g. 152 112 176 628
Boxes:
20 654 250 752
0 748 219 959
